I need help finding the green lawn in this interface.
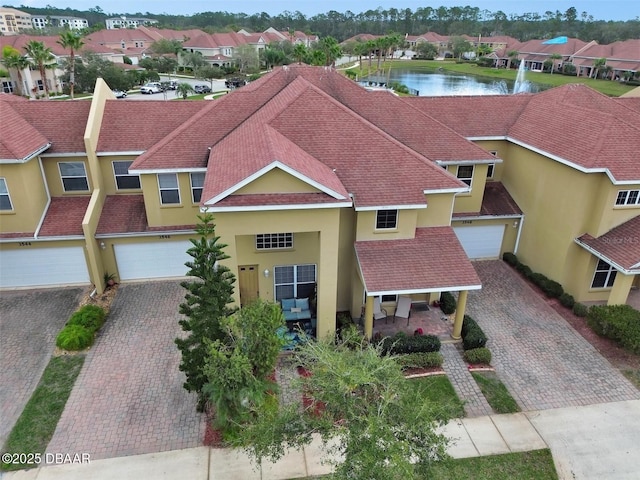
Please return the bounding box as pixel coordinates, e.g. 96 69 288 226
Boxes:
1 355 85 471
471 371 520 414
349 59 635 97
409 375 465 419
622 369 640 390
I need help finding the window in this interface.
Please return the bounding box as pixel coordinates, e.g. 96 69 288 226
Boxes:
457 165 474 186
591 259 617 289
487 163 495 178
615 190 640 206
0 178 13 210
2 81 13 94
376 209 398 230
158 173 180 204
256 233 293 250
190 172 205 203
274 264 316 301
113 161 140 190
59 162 89 191
36 79 44 91
380 294 397 303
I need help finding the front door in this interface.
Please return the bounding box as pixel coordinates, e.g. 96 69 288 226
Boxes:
238 265 259 306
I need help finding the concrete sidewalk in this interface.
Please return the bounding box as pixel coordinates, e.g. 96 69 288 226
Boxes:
5 399 639 480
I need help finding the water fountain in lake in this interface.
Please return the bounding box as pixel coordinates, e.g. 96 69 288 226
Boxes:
513 60 531 93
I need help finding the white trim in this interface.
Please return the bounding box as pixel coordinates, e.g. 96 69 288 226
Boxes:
129 167 207 174
456 164 474 190
190 172 205 204
452 214 523 221
574 238 640 275
1 235 85 243
374 209 398 230
58 161 90 193
0 178 14 212
366 284 482 296
0 143 51 164
467 136 508 141
436 158 503 165
590 258 618 289
423 187 469 194
514 216 524 254
96 151 145 157
157 173 181 205
355 204 426 212
112 160 141 191
39 151 86 158
203 161 347 206
201 201 352 213
34 158 51 239
95 230 196 239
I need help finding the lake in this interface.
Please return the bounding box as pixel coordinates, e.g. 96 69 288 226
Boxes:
361 69 546 96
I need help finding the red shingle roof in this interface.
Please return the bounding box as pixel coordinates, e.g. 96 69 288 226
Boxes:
0 100 50 161
211 192 349 209
355 227 482 294
576 216 640 273
453 181 522 217
39 196 90 237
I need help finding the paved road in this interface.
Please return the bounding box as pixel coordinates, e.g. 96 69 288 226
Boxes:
467 261 640 411
0 287 83 449
46 281 205 461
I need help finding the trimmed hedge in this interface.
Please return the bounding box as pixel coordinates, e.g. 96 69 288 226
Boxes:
572 302 589 317
379 332 441 354
587 305 640 354
502 252 518 266
66 305 106 333
56 324 94 351
463 347 492 364
396 352 444 369
439 291 457 315
503 252 565 299
559 293 575 309
461 315 488 351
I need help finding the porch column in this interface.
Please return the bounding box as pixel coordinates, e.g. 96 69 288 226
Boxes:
607 272 634 306
451 290 468 340
364 295 374 340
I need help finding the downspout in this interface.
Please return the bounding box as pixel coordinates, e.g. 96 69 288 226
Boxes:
34 157 51 239
514 215 525 254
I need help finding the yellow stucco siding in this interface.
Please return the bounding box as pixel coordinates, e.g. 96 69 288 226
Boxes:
355 209 418 240
600 182 640 236
42 156 91 196
336 207 356 311
0 160 48 233
451 217 519 257
98 155 142 195
234 168 322 195
140 173 201 227
473 140 507 181
417 193 456 227
451 163 488 213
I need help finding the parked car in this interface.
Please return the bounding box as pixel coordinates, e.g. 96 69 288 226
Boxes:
194 84 212 94
112 89 127 98
161 80 178 90
140 82 163 94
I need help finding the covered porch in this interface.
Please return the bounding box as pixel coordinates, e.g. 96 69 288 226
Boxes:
355 227 482 340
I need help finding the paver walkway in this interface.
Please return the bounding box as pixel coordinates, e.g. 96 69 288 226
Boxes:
441 343 493 417
46 281 205 461
467 261 640 411
0 287 83 449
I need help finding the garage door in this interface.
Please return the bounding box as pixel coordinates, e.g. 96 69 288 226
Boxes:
0 246 90 288
114 241 192 280
453 225 505 259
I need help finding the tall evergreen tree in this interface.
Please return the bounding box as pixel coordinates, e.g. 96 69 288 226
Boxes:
176 213 236 409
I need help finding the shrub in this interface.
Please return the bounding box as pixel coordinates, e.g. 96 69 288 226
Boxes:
463 327 488 350
439 291 457 314
463 347 492 365
380 333 441 355
461 314 478 338
529 272 548 288
587 305 640 354
396 352 444 369
540 278 564 299
559 293 575 309
56 324 94 351
572 302 589 317
502 252 518 266
66 305 106 333
515 262 532 278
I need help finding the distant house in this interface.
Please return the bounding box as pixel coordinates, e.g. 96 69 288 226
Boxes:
105 16 158 30
0 7 32 35
31 15 89 31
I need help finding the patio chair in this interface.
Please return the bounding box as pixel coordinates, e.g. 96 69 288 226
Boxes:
394 296 412 325
373 297 388 324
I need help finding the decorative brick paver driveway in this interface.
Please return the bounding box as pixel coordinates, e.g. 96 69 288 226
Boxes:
46 281 205 461
0 288 83 449
467 261 640 411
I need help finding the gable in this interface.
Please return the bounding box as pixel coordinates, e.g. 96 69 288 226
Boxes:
233 167 322 195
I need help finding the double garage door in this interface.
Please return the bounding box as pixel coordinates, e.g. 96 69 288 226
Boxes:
0 246 90 288
114 240 192 280
453 225 505 259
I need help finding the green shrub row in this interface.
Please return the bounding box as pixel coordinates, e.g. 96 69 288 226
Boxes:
587 305 640 354
55 304 106 352
439 291 457 315
463 347 492 364
461 315 488 351
572 302 589 317
502 252 564 299
395 352 444 369
379 332 441 354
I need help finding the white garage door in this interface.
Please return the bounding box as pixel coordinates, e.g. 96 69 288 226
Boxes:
453 225 505 259
0 246 90 288
114 241 192 280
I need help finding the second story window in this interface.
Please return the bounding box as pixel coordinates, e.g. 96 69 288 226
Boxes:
256 233 293 250
615 190 640 206
376 209 398 230
59 162 89 191
113 161 140 190
0 178 13 211
456 165 474 186
158 173 180 205
190 172 205 203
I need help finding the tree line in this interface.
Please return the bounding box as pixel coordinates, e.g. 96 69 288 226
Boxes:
17 5 640 45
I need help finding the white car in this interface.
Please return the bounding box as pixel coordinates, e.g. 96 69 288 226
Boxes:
140 82 163 94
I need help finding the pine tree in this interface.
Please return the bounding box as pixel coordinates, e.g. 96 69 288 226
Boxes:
176 213 236 409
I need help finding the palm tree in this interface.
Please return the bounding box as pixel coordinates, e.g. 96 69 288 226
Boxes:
176 82 194 99
592 57 607 79
506 50 518 69
24 40 55 99
292 43 307 64
57 31 84 99
1 47 30 95
548 53 562 74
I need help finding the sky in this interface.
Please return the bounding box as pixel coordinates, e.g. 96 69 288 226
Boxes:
15 1 639 21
